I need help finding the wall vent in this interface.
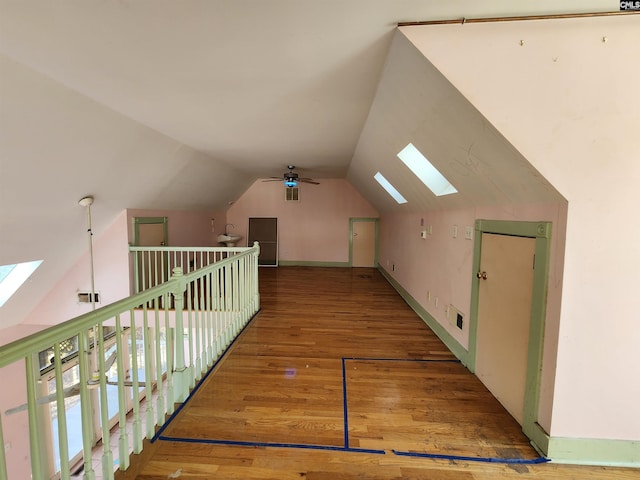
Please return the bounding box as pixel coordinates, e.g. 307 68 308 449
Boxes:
285 187 299 201
78 291 100 304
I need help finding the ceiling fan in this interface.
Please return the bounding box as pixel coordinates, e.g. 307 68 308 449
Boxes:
263 165 319 187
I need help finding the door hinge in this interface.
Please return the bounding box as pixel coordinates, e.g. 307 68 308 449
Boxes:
533 254 536 270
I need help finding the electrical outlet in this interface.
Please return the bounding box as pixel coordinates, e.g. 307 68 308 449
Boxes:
4 442 10 452
447 304 464 329
434 296 439 308
452 225 458 238
427 291 431 301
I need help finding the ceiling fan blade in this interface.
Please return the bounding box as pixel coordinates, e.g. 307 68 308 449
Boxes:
299 178 320 185
262 179 283 182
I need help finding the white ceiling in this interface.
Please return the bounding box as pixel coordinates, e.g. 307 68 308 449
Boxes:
0 1 615 327
0 1 613 178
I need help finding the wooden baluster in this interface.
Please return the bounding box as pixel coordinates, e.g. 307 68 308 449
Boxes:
129 310 143 454
53 343 70 480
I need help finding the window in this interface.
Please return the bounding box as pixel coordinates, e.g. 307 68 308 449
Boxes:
374 172 407 204
0 260 43 307
397 143 457 196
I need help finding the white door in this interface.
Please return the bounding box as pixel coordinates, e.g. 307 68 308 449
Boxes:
475 233 535 425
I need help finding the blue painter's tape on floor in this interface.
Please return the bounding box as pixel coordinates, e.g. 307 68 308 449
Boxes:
152 312 260 442
155 350 543 464
344 357 461 363
158 435 385 455
341 357 350 449
392 450 550 464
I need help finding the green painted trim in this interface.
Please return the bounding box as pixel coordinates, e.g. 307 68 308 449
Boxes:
475 219 551 239
277 261 351 268
468 219 553 457
349 218 379 267
527 422 551 457
378 266 469 365
132 216 169 246
547 436 640 467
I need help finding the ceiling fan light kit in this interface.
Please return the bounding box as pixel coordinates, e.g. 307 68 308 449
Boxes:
263 165 320 186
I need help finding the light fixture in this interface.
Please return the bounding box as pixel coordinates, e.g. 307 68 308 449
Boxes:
78 195 97 311
285 179 298 188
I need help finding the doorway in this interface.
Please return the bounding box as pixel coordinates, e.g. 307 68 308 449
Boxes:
248 217 278 266
468 219 552 453
350 218 378 267
132 217 168 292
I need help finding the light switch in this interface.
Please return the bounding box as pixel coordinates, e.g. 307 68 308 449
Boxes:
465 226 473 240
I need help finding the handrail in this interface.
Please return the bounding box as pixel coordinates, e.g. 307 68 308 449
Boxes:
0 282 174 367
129 245 248 294
0 242 260 480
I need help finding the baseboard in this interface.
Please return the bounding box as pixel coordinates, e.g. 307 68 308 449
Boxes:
277 260 351 267
547 436 640 467
378 266 469 366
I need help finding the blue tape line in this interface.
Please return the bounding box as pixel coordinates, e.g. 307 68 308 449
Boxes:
344 357 461 363
392 450 550 464
152 311 260 442
342 357 350 449
158 435 385 455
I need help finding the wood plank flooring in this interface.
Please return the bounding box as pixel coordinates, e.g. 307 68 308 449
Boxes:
118 267 638 479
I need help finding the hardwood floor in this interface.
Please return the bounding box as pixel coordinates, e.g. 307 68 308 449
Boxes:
118 267 637 479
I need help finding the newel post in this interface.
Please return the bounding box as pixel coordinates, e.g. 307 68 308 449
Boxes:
252 241 260 312
171 267 189 403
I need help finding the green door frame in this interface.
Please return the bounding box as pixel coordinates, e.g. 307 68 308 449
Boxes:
132 217 169 294
132 216 169 246
468 219 552 455
349 218 379 267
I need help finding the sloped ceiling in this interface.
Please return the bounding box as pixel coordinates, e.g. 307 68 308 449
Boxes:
0 1 614 328
348 30 564 212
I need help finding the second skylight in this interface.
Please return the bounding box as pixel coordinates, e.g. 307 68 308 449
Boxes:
397 143 457 196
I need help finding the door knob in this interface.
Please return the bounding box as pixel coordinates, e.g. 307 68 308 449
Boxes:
476 271 488 280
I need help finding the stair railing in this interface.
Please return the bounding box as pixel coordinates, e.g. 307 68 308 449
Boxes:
0 243 260 480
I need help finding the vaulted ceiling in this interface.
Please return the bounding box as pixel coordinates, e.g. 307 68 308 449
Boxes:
0 1 612 327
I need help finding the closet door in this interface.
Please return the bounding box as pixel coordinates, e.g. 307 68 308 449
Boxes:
475 233 535 425
248 217 278 266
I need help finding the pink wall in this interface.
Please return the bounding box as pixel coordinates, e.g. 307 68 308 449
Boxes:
378 201 567 433
401 16 640 442
227 179 378 263
126 208 226 247
21 211 130 327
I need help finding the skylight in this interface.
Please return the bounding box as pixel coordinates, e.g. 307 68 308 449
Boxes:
374 172 407 204
397 143 457 196
0 260 43 307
